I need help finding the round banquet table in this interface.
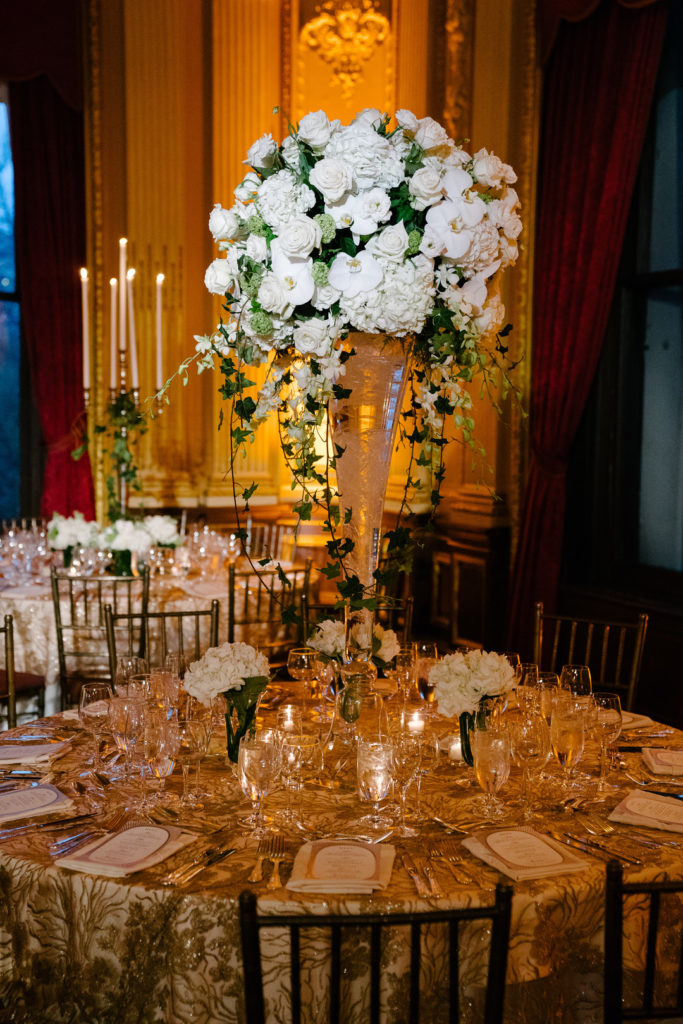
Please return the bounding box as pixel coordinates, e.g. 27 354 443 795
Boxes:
0 693 682 1024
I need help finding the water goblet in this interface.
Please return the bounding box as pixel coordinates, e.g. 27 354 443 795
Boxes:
560 664 593 698
144 717 180 806
237 731 281 837
78 682 113 767
471 727 511 818
287 647 318 702
593 692 623 794
356 738 393 832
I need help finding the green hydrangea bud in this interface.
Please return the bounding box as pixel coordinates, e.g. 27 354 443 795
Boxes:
250 311 273 335
407 229 422 254
247 213 268 237
311 261 329 286
314 213 336 244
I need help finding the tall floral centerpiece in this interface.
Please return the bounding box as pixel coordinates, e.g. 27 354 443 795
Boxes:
429 650 516 765
180 108 521 616
182 642 270 763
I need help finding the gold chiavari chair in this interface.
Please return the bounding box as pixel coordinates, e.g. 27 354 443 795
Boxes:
228 560 312 672
104 601 220 677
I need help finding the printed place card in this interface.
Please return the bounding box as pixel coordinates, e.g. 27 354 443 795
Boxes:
610 789 683 834
287 840 395 893
57 824 195 877
463 828 590 881
642 748 683 776
0 784 74 824
621 711 655 731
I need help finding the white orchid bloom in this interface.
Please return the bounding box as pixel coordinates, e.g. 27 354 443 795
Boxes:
328 250 383 298
270 240 315 307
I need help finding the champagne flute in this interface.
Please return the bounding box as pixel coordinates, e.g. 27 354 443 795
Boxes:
471 728 511 818
593 692 622 794
176 719 206 808
78 682 113 767
549 700 585 795
356 738 393 831
388 728 421 837
238 731 280 837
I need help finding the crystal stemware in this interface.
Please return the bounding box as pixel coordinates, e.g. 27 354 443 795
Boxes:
287 647 318 702
412 642 438 705
388 729 421 837
143 717 180 807
78 682 113 767
471 727 511 818
356 738 393 832
237 731 281 837
549 699 585 797
508 710 550 820
593 692 623 794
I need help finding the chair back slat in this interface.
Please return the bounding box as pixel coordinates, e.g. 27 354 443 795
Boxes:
239 885 512 1024
533 602 648 711
228 561 312 670
605 860 683 1023
0 615 17 729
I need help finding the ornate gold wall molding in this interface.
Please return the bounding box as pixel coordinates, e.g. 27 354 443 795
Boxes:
300 0 391 98
443 0 474 142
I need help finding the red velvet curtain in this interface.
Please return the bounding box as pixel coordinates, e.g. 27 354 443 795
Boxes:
9 76 95 518
505 0 667 654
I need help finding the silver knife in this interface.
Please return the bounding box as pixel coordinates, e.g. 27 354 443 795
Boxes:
175 846 236 886
402 853 430 897
564 832 642 866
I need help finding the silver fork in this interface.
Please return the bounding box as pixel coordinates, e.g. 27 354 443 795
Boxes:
582 816 615 836
248 837 269 883
266 833 286 890
433 838 476 883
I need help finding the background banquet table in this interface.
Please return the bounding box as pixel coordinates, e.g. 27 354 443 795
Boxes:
0 696 682 1024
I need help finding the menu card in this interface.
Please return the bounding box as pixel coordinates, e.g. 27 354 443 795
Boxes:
462 827 591 880
0 784 74 824
0 739 72 766
642 748 683 776
610 788 683 834
56 824 195 877
286 840 395 894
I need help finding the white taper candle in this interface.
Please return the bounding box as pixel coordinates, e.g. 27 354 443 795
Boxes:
155 273 165 392
118 237 127 388
80 268 89 392
126 269 139 390
109 277 118 391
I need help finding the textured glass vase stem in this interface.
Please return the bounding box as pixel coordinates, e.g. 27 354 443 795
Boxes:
329 333 410 594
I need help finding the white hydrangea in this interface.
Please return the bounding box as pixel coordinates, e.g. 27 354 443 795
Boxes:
143 515 181 547
183 642 270 705
255 170 316 230
47 513 99 551
307 618 345 659
429 649 516 718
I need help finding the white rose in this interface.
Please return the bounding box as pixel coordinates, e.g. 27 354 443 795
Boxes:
312 281 341 311
234 172 261 203
208 204 241 241
293 318 333 357
368 222 409 262
408 166 443 210
352 188 391 233
277 215 322 259
257 273 293 317
245 133 278 169
281 136 301 171
414 116 450 151
309 157 353 203
352 107 383 128
204 258 238 296
395 109 419 134
297 110 333 151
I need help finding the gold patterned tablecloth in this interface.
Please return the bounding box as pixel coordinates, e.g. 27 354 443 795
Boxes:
0 702 682 1024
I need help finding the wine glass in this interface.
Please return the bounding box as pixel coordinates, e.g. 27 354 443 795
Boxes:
144 717 180 806
537 672 561 724
356 738 393 832
176 719 207 808
560 664 593 701
593 692 623 794
471 728 511 818
78 682 113 767
238 731 281 837
287 647 318 701
412 642 438 705
549 699 585 796
114 656 148 696
516 662 539 712
383 645 415 697
108 694 146 785
508 711 550 820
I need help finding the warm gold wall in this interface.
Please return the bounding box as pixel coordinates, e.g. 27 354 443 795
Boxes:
84 0 538 537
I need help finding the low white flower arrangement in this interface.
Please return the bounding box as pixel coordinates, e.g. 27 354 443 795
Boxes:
183 642 271 762
47 513 182 556
47 512 100 551
141 515 182 548
307 617 400 671
429 649 516 719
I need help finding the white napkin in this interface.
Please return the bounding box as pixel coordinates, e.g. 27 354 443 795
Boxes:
609 788 683 834
0 784 74 824
621 711 655 731
182 579 225 600
0 583 51 599
462 827 591 881
642 748 683 776
0 739 72 766
286 840 395 894
56 823 196 877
